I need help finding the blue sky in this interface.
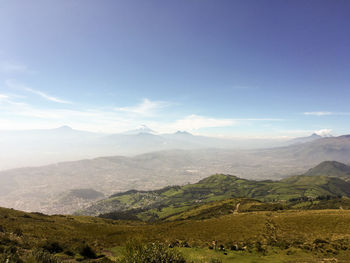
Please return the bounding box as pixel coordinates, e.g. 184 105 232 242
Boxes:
0 0 349 137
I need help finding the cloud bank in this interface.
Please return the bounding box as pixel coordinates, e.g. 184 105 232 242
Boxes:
304 111 350 116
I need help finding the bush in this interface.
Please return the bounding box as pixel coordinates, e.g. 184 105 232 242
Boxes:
42 241 63 254
120 240 186 263
13 228 23 237
30 249 62 263
0 246 23 263
255 241 267 255
63 250 74 256
80 244 97 259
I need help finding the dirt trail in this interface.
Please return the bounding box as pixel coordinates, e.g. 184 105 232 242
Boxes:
233 203 240 214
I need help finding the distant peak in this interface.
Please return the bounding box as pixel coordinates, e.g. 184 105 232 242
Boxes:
310 133 322 137
288 133 324 145
123 125 157 135
174 130 193 136
314 129 333 137
57 125 73 130
138 124 153 132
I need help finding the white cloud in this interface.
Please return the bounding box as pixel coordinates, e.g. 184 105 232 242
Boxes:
314 129 333 137
304 111 350 116
233 118 283 121
24 87 71 104
5 79 71 104
0 91 284 134
115 98 170 117
0 99 236 133
0 94 9 100
304 111 332 116
168 114 236 131
147 116 282 134
0 101 134 133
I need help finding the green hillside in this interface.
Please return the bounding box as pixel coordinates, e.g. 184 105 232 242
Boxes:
79 163 350 221
164 198 278 221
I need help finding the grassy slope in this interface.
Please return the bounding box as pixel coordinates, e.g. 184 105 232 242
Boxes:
111 245 350 263
3 207 350 262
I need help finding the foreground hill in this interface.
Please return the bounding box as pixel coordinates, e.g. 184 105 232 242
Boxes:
79 162 350 220
2 206 350 262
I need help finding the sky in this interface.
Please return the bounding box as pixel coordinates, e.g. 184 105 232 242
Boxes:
0 0 349 138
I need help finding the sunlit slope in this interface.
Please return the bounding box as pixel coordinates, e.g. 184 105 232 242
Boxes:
3 207 350 262
80 171 350 221
305 160 350 179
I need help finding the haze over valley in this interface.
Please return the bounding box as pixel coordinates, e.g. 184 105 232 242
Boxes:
0 127 348 214
0 124 292 171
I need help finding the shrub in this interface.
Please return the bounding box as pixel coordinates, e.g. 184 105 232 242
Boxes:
255 241 267 254
0 236 17 246
120 240 186 263
0 246 23 263
218 244 225 251
30 249 62 263
80 244 97 259
63 250 74 256
22 214 32 219
42 241 63 254
13 228 23 236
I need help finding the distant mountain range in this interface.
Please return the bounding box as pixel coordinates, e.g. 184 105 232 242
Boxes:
0 125 327 171
78 161 350 221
